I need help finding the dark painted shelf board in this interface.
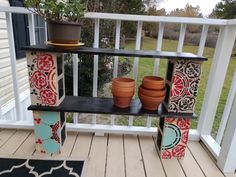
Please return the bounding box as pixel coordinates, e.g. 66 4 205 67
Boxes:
22 45 207 61
28 96 197 119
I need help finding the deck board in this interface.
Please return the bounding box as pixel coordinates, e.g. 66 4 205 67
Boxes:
106 134 125 177
70 133 93 158
139 135 166 177
178 148 205 177
0 129 232 177
86 135 108 177
14 132 35 156
0 129 16 147
0 130 31 156
124 134 146 177
162 158 186 177
188 141 225 177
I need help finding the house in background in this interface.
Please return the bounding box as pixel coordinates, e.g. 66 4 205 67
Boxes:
0 0 45 121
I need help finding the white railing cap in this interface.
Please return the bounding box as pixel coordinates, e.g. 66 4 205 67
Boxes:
0 6 32 14
85 12 229 26
1 6 235 26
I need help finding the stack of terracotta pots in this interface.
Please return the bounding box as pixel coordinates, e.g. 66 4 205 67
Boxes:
138 76 166 111
112 78 135 108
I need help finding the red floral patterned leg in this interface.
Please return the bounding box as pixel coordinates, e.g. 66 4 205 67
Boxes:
159 60 202 159
26 52 65 106
161 118 190 159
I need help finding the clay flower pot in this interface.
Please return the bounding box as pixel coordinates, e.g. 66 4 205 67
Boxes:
112 78 135 87
138 85 166 97
112 77 135 108
142 76 165 90
138 91 165 111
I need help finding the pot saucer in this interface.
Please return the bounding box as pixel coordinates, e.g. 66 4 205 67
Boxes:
46 41 85 48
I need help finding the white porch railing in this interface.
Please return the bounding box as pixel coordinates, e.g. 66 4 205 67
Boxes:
0 6 236 173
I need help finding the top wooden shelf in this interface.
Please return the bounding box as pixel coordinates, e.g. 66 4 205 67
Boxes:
22 45 207 61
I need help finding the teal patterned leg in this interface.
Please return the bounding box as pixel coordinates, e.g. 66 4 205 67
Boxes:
33 111 66 154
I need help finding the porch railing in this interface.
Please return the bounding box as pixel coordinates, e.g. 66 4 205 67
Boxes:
0 6 236 173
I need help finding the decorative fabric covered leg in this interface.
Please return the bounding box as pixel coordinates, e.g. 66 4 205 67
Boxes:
158 60 202 159
160 118 190 159
33 111 66 154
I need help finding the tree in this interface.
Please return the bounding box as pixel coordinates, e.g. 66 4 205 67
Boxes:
144 5 166 37
213 0 236 19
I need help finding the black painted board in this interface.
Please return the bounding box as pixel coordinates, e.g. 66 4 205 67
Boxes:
28 96 197 119
22 45 207 61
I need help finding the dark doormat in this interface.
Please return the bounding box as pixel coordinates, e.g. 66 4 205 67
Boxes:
0 158 85 177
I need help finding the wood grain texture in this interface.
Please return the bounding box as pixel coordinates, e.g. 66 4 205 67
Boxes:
0 129 16 147
124 134 146 177
106 134 125 177
14 132 35 156
0 130 31 155
70 133 93 158
86 135 108 177
162 158 186 177
179 148 205 177
188 141 224 177
139 135 166 177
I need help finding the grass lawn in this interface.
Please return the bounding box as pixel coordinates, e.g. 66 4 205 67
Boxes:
122 37 236 135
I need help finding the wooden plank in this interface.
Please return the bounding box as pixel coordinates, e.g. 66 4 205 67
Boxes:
0 129 16 147
162 158 186 177
0 130 31 156
14 131 35 156
139 135 165 177
124 134 145 177
22 45 207 61
86 135 108 177
70 133 93 158
188 141 225 177
106 134 125 177
28 96 197 119
178 148 205 177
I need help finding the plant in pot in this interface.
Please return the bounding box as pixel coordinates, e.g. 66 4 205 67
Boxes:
24 0 87 45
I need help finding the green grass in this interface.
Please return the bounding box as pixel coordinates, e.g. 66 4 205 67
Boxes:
123 37 236 134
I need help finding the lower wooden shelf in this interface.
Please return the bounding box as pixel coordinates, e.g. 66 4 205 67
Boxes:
28 96 197 119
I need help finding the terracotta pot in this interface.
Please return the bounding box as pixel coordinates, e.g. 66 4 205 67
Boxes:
112 77 135 108
139 85 166 97
142 76 165 90
113 96 133 108
138 92 165 111
112 78 135 88
47 20 82 44
112 85 134 97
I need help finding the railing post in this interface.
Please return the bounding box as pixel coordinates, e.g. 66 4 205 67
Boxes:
0 98 2 119
73 54 79 123
111 20 121 125
92 18 100 124
133 21 143 81
197 25 236 135
216 70 236 144
177 24 187 52
27 14 36 45
198 25 209 56
153 22 165 76
6 12 22 121
113 20 121 78
217 95 236 173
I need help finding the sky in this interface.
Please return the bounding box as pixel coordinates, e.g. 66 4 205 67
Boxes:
159 0 222 16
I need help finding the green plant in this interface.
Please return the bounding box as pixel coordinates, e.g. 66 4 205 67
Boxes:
24 0 87 22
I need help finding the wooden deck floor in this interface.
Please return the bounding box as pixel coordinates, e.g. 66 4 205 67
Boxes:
0 129 235 177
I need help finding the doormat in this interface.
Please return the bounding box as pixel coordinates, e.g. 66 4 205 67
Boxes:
0 158 85 177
